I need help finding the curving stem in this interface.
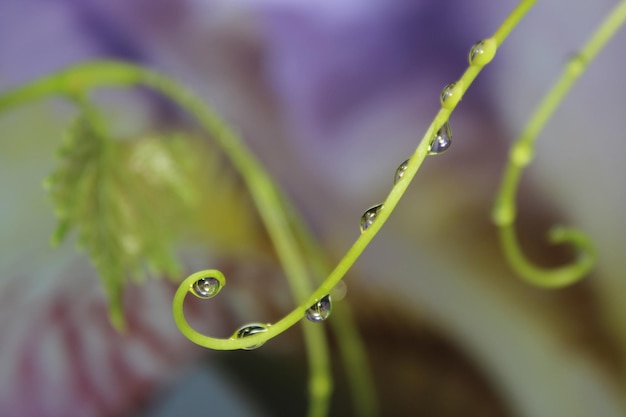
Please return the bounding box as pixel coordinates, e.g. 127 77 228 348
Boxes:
492 0 626 286
172 269 304 350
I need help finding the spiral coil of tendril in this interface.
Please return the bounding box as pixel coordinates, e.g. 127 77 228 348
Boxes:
489 1 626 286
173 269 336 350
1 0 616 352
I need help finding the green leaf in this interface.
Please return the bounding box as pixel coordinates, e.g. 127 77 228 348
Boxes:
47 115 202 329
47 104 268 330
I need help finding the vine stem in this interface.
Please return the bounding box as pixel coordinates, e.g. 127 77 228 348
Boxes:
0 0 537 350
280 198 379 417
0 63 333 416
0 2 542 415
492 0 626 287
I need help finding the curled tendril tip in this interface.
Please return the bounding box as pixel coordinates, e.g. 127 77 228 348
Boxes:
498 223 596 288
172 269 274 351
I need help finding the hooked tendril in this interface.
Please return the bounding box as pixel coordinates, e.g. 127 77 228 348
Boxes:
0 0 537 350
492 0 626 287
0 62 335 416
0 2 543 416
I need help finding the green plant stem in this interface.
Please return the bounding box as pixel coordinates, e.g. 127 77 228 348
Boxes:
145 70 333 417
0 0 536 351
492 0 626 287
0 59 327 349
492 0 537 45
0 2 541 415
281 198 378 417
0 63 332 416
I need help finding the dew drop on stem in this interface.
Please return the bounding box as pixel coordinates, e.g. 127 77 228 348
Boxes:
469 40 486 65
440 81 464 109
360 204 383 233
440 82 456 105
468 38 497 66
394 159 409 184
191 277 222 299
233 323 269 350
305 295 332 323
428 122 452 155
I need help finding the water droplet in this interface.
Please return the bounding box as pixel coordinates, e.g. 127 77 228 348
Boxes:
440 82 456 104
394 159 409 184
233 323 269 350
191 277 222 299
468 38 497 66
468 41 485 65
428 123 452 155
439 81 463 109
360 204 383 232
305 295 332 323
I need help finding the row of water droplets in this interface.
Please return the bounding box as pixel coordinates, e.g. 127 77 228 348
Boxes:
190 275 332 350
359 39 491 234
185 40 493 349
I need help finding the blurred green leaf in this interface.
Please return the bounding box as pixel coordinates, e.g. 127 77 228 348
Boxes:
47 115 212 330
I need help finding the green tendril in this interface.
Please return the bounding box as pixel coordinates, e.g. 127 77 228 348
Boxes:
0 62 335 416
0 2 541 415
280 197 379 417
172 0 534 378
0 0 536 349
492 0 626 287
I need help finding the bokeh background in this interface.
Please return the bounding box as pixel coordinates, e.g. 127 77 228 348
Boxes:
1 0 626 416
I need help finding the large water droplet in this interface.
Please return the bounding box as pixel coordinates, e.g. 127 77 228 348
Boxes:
233 323 269 350
439 81 463 109
428 123 452 155
305 295 332 323
440 82 456 105
360 204 383 232
468 41 485 65
468 38 497 66
394 159 409 184
191 277 222 299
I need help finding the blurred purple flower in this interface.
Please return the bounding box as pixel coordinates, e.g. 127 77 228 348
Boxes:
1 0 626 416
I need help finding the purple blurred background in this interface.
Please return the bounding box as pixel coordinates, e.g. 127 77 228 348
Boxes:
1 0 626 416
